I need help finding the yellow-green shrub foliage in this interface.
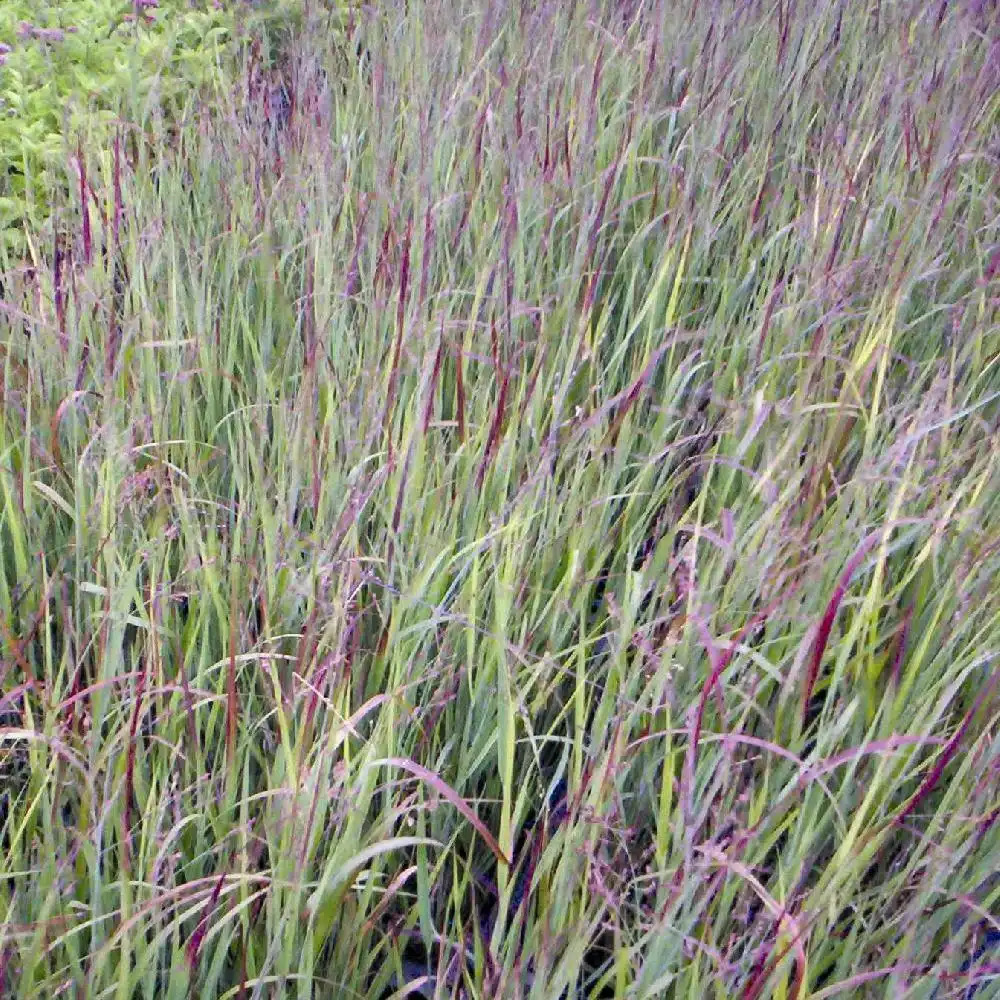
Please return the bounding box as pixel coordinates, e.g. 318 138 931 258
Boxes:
0 0 301 258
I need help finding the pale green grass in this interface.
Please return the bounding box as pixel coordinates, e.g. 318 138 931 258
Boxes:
1 1 998 998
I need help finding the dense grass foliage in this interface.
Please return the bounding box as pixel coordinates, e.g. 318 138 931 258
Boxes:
1 1 998 997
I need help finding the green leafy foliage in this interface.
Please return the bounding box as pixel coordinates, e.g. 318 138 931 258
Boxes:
0 0 301 257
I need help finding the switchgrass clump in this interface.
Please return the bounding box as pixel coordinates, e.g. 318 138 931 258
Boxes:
1 1 998 997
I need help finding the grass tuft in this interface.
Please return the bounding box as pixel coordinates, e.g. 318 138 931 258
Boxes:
1 0 998 997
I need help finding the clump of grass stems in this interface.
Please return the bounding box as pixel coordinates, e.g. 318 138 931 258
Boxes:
1 0 998 997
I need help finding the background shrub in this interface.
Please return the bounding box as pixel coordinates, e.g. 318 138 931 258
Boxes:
0 0 305 259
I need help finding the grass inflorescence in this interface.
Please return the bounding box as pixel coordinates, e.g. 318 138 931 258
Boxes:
1 1 998 997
